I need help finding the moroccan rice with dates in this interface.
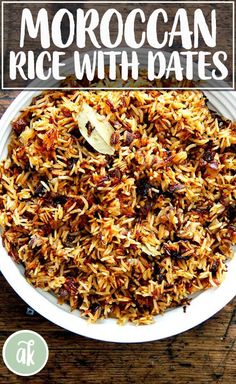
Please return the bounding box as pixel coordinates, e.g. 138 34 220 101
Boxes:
0 89 235 324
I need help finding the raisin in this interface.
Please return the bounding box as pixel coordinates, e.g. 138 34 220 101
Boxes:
136 177 150 197
90 303 100 314
210 260 219 277
52 195 67 206
38 254 46 265
124 131 134 146
34 183 47 197
135 200 152 219
203 150 216 163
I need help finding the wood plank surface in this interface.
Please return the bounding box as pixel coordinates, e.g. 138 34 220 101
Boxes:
0 90 236 384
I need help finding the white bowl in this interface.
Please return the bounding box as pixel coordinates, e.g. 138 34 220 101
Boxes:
0 90 235 343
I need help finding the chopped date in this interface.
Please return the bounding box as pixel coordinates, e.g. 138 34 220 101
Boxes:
197 157 206 169
68 157 78 170
66 234 77 245
198 158 218 176
153 264 165 283
136 177 151 197
94 210 101 219
109 168 122 180
210 260 219 277
136 178 159 199
106 99 116 112
58 287 70 299
163 243 190 260
205 139 214 149
67 268 79 278
203 150 216 163
113 168 122 180
221 118 231 129
77 214 88 229
12 118 28 135
136 296 154 311
168 184 185 194
42 224 52 235
113 168 122 179
124 131 134 146
166 250 180 259
160 190 174 200
64 277 78 295
110 132 120 146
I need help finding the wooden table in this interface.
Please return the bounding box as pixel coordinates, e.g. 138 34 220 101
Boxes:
0 93 236 384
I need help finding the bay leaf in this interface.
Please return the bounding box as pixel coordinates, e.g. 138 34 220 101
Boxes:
76 103 115 155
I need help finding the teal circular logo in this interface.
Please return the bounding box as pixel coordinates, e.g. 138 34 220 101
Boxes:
2 330 49 376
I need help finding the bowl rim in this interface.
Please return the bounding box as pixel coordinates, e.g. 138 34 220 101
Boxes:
0 89 235 343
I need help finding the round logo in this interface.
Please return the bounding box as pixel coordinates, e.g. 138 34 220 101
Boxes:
2 330 49 376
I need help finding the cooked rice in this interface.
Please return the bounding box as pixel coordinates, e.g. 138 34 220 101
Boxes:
0 89 235 324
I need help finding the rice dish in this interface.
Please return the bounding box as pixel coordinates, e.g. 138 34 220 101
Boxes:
0 89 235 324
